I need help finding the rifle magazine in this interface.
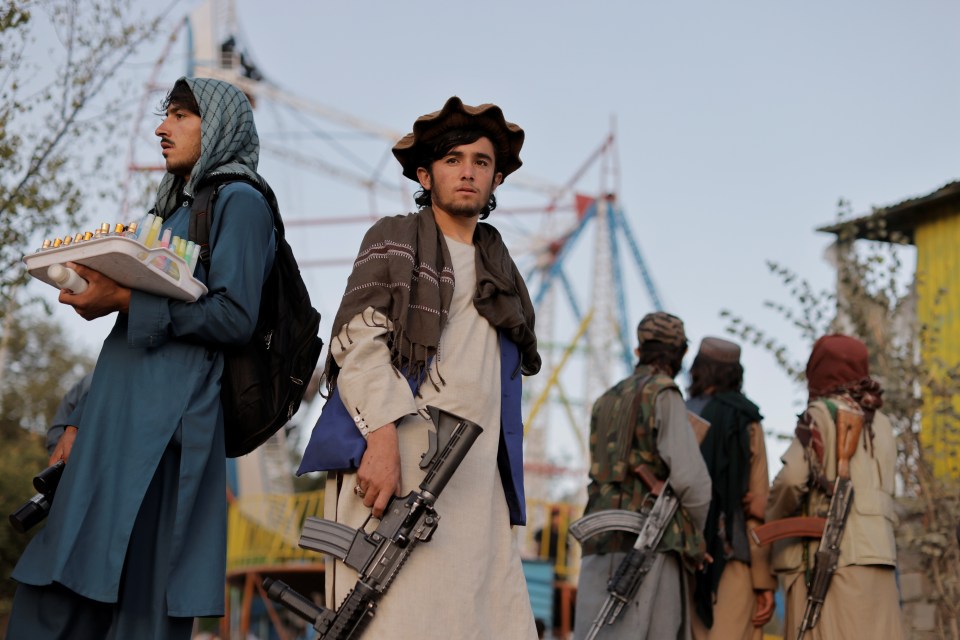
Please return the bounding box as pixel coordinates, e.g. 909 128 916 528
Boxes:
568 510 645 543
300 516 357 561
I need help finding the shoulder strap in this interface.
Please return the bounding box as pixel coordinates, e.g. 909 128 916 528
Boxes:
189 176 283 266
625 373 654 428
802 400 844 496
822 398 838 422
189 182 221 266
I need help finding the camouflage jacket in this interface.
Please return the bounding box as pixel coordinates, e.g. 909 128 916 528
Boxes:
581 365 705 568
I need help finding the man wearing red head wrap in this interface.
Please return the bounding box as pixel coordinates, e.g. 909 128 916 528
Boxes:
766 335 904 639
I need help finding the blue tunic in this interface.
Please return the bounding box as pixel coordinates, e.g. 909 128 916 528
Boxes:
13 183 275 617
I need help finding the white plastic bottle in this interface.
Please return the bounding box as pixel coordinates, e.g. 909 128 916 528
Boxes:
47 264 88 294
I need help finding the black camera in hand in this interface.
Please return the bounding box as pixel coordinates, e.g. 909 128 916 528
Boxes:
9 460 65 534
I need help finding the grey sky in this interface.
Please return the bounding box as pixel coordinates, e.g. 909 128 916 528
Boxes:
41 0 960 478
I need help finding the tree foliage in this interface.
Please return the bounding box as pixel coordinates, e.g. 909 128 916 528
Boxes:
0 304 96 436
0 308 96 626
722 198 960 638
0 0 169 305
0 1 172 631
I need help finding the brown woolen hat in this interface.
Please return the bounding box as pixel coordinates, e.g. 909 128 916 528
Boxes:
696 336 741 364
636 312 687 347
391 96 524 182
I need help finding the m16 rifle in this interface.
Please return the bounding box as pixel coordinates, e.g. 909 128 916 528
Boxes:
264 405 482 640
795 404 863 640
568 465 679 640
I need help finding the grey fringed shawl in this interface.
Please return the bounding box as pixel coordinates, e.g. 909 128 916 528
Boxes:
325 207 540 393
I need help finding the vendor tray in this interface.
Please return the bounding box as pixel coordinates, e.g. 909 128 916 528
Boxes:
23 236 207 302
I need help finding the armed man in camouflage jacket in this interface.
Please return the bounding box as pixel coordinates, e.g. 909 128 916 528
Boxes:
574 312 712 640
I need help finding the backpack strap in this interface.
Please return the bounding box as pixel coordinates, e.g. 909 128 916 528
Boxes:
189 182 222 266
189 176 283 267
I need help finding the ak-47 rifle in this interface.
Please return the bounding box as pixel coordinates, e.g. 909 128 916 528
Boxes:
568 465 679 640
264 405 482 640
795 404 863 640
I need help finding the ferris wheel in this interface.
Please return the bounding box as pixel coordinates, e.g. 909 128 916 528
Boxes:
123 0 666 501
517 131 666 501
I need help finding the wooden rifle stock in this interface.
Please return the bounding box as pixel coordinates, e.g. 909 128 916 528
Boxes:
755 405 862 547
750 516 826 546
835 405 863 480
635 465 663 496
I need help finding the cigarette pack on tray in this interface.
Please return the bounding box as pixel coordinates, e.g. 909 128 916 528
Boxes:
23 236 207 302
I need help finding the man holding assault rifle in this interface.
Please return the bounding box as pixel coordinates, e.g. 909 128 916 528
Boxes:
571 312 711 640
763 334 904 639
291 96 542 639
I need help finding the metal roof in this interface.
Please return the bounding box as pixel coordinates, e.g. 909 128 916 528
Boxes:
817 180 960 244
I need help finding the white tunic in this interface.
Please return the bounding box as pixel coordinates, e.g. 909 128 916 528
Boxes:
324 237 537 640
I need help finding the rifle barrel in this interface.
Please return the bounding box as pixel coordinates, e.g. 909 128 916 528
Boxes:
796 599 817 640
584 596 618 640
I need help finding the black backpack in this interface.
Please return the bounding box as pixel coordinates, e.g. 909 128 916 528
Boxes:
189 176 324 457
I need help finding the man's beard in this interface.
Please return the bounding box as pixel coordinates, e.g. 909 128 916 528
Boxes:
431 187 491 219
441 199 487 218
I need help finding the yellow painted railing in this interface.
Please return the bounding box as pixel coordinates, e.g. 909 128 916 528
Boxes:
524 310 594 439
523 498 583 582
226 489 325 573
